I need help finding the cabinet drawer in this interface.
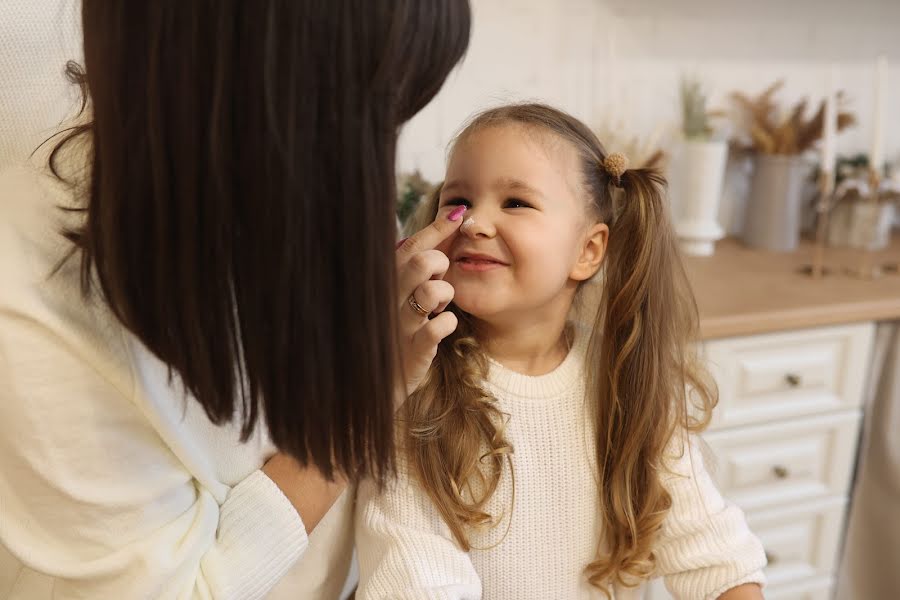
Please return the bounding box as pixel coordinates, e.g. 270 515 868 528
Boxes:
703 411 860 511
748 496 846 590
703 323 873 429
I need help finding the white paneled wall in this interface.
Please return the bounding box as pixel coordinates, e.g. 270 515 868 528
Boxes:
398 0 609 180
399 0 900 182
2 0 898 183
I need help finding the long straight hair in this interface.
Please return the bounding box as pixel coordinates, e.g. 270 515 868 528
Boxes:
403 103 716 594
49 0 470 482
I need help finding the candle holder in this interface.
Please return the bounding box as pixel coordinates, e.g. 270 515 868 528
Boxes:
845 168 884 279
799 170 836 278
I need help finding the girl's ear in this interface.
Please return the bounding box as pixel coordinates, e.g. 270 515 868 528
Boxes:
571 222 609 281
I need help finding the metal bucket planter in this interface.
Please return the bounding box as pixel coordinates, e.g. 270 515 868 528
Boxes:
742 154 808 252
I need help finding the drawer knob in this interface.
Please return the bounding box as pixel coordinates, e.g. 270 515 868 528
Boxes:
772 465 790 479
785 373 802 387
765 550 777 565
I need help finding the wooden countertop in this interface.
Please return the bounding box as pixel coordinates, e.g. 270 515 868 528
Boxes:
685 235 900 339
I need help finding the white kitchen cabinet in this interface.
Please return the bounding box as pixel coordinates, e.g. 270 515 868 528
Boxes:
645 322 874 600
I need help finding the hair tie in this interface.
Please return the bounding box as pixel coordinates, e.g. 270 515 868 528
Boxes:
602 152 629 188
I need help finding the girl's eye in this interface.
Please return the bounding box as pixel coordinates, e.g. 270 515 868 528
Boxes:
442 197 471 208
505 198 533 209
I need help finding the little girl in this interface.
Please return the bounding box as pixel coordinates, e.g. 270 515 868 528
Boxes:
355 104 766 599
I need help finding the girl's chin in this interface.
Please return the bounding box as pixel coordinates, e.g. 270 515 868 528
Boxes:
452 296 502 320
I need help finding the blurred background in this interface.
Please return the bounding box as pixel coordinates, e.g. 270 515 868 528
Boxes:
396 0 900 177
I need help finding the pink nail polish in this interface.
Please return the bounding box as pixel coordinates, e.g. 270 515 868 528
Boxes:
448 206 467 222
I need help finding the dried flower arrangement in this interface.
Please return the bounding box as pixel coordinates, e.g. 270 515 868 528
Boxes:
729 80 856 155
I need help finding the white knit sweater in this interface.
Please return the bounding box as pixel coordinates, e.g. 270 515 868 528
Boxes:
355 326 767 599
0 162 354 599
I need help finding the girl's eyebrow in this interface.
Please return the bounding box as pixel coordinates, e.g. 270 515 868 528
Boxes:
493 177 544 200
441 180 469 195
442 178 544 200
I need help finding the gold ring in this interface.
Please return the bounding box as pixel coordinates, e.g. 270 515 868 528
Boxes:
407 294 430 317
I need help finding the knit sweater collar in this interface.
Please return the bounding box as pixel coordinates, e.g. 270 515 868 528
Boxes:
485 323 589 399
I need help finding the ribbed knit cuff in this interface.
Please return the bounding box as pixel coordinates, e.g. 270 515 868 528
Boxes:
206 469 309 599
706 570 766 600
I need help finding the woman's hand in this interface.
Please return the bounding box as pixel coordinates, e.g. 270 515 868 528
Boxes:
394 206 466 405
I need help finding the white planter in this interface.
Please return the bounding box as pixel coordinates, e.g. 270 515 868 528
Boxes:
670 139 728 256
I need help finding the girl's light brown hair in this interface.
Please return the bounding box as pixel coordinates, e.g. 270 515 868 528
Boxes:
402 103 716 594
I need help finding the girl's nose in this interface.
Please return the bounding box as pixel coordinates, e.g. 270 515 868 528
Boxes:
459 211 496 239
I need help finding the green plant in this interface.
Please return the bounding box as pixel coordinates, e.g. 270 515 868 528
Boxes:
680 77 713 140
396 170 433 225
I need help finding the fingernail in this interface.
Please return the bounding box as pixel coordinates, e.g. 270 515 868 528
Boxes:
395 237 408 249
448 206 467 222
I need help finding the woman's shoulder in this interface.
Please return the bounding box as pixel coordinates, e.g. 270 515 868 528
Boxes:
0 162 56 229
1 162 70 293
0 133 90 244
0 159 86 299
0 158 82 257
0 160 134 398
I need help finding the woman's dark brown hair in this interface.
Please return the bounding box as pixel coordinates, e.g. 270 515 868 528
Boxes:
50 0 470 482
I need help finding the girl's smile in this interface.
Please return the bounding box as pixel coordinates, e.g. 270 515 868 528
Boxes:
452 250 510 272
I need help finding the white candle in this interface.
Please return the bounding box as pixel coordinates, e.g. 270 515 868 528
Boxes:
822 65 837 175
870 56 887 173
607 22 618 125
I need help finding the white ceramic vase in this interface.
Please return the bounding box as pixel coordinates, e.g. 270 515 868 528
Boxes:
670 139 728 256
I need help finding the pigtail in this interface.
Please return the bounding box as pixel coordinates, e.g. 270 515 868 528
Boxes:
584 166 716 593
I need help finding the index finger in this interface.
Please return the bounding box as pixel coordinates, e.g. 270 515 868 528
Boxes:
396 205 467 257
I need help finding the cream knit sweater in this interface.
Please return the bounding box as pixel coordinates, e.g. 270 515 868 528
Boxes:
0 161 355 598
355 326 767 599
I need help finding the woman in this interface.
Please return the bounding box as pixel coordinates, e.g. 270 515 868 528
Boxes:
0 1 470 598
